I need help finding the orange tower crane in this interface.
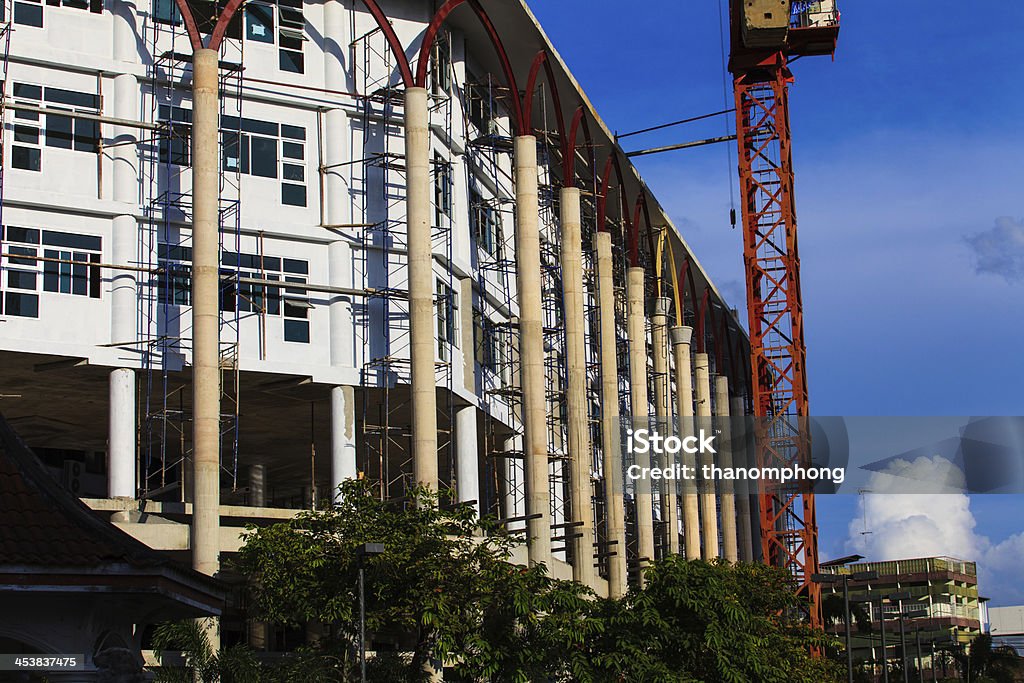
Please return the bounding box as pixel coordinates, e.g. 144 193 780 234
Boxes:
729 0 840 627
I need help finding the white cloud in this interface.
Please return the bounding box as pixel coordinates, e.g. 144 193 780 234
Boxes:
847 477 1024 605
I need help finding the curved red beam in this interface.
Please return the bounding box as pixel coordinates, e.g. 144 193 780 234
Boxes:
359 0 415 86
523 52 567 160
208 0 245 51
632 192 658 270
171 0 203 51
696 287 711 354
416 0 523 132
565 106 594 187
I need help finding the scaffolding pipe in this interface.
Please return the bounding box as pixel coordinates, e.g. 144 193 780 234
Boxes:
694 350 719 560
671 325 701 560
404 87 439 491
595 231 627 597
190 48 222 578
651 297 678 555
515 134 551 568
716 375 739 562
560 186 596 587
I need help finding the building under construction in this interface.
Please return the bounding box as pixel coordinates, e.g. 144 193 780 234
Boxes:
0 0 841 661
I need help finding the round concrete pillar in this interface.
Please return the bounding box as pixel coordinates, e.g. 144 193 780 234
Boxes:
627 267 655 578
108 368 136 499
671 326 701 560
693 351 718 560
455 405 480 515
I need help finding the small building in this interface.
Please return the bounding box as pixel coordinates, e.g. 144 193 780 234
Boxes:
0 414 225 682
821 556 982 676
990 605 1024 656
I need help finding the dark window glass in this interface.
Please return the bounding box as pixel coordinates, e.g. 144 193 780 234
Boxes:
5 292 39 317
282 258 307 275
12 146 41 171
90 254 101 298
245 3 274 43
74 119 99 152
8 271 37 290
282 163 304 182
220 272 236 312
89 0 102 13
281 184 306 207
250 136 277 178
159 124 190 166
7 227 40 244
41 231 101 251
241 118 278 136
14 2 43 27
279 48 303 74
280 124 305 141
14 83 42 100
283 319 309 343
9 246 37 266
72 252 89 295
14 125 39 144
282 141 303 159
153 0 179 22
44 87 99 109
222 131 249 174
43 252 59 292
63 0 88 9
278 5 302 27
45 114 73 149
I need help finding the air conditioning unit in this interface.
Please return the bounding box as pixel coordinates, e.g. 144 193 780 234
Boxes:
63 460 83 494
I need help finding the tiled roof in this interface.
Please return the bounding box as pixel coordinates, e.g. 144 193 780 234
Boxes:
0 412 171 568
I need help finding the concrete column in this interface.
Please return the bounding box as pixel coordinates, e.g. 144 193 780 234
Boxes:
595 232 627 598
108 368 136 498
693 351 718 560
627 267 655 576
715 375 739 563
190 48 222 578
560 187 596 587
671 326 701 560
731 395 754 562
514 135 550 568
405 87 439 490
248 464 266 507
331 385 357 499
651 297 677 555
109 8 138 501
455 406 480 515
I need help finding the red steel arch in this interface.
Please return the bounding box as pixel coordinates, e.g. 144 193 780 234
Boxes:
565 106 594 187
415 0 523 131
523 51 567 152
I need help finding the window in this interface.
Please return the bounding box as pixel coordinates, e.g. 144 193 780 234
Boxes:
245 3 274 42
280 125 306 206
467 83 495 135
470 186 501 256
159 105 192 166
433 153 452 229
474 310 510 384
157 244 192 306
244 0 305 74
436 280 457 361
12 84 42 171
283 259 310 343
153 0 180 24
430 33 452 96
14 0 43 27
221 116 306 205
1 227 100 318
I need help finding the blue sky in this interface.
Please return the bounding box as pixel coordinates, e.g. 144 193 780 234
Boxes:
529 1 1024 603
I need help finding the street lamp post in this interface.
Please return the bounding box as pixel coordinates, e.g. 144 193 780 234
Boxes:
813 569 878 683
915 629 923 683
356 542 385 683
854 595 889 683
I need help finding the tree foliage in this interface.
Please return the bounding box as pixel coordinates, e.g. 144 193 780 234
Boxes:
176 480 845 682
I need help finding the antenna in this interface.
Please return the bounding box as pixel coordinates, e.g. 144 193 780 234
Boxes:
858 488 873 536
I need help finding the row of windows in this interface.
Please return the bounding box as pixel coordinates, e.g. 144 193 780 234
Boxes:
8 0 102 30
10 83 101 172
158 107 308 207
157 247 311 343
0 226 103 319
153 0 306 75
